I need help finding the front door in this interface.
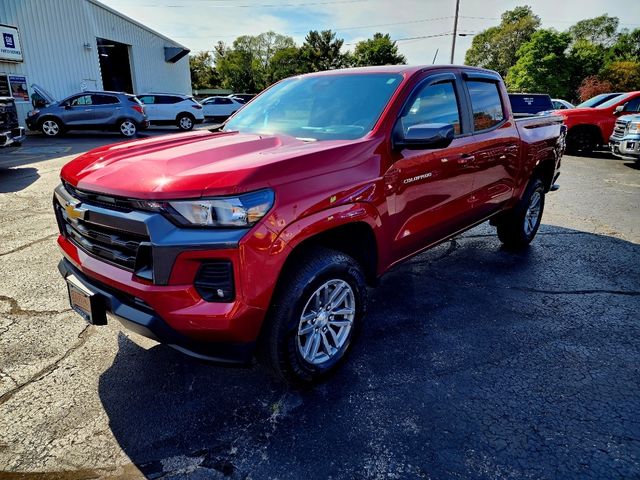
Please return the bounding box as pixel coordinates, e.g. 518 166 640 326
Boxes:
386 74 477 262
62 94 95 126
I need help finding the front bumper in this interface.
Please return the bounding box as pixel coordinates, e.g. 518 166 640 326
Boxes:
609 135 640 159
58 258 255 364
1 126 26 147
53 183 275 363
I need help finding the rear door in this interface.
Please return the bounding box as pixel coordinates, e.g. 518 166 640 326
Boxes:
387 72 478 261
138 95 159 121
462 72 520 219
91 94 120 125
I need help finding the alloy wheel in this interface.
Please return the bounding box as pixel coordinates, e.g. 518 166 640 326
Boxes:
296 279 355 365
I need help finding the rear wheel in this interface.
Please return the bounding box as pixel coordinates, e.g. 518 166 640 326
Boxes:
119 118 137 137
41 118 62 137
566 128 597 154
176 113 194 131
258 247 367 384
496 177 545 249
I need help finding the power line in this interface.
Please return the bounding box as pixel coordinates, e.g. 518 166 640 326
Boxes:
171 16 454 39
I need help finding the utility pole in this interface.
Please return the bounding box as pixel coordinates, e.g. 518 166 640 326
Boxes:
450 0 460 64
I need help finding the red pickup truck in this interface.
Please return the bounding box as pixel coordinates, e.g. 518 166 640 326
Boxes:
55 66 565 383
559 91 640 153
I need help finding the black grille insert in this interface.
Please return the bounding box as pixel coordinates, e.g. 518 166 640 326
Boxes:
55 201 150 271
194 261 235 302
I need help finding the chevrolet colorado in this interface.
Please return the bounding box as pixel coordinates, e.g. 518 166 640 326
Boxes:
54 66 565 383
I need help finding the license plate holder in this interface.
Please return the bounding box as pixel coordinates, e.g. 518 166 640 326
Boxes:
66 274 107 325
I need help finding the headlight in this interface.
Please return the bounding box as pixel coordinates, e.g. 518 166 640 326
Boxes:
145 189 274 227
627 122 640 134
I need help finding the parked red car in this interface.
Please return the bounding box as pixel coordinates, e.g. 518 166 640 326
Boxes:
558 91 640 153
55 66 565 383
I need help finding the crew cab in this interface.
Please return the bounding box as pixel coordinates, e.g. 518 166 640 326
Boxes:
54 66 565 383
558 91 640 153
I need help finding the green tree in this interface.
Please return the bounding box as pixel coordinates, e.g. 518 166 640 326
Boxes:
300 30 349 72
268 46 309 82
506 29 572 98
568 14 619 47
464 6 541 77
189 51 219 90
352 33 406 66
600 61 640 91
608 28 640 62
214 32 296 92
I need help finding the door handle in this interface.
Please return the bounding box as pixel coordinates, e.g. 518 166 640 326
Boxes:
458 154 475 166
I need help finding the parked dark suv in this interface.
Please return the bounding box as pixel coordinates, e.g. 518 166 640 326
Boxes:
26 91 148 138
0 96 26 149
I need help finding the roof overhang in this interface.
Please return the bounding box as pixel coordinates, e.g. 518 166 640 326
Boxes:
164 46 190 63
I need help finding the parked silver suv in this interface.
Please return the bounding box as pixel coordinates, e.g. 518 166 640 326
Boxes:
26 90 149 138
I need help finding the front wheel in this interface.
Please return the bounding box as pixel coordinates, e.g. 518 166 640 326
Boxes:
118 118 138 137
177 113 194 131
41 118 63 137
496 178 545 249
257 247 367 384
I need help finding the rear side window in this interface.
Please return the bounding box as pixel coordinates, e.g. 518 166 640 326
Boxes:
467 81 505 131
92 94 119 105
216 98 233 104
156 95 182 104
400 81 461 135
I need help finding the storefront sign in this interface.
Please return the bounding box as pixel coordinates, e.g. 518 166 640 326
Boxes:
0 25 23 63
9 75 28 102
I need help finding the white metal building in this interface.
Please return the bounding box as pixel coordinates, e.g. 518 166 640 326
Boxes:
0 0 191 125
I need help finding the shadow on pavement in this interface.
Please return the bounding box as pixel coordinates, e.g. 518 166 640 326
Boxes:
98 225 640 479
0 167 39 193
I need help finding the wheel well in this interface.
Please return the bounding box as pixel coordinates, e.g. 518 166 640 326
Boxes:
38 115 63 127
283 222 378 286
176 111 195 121
568 124 603 145
533 159 556 192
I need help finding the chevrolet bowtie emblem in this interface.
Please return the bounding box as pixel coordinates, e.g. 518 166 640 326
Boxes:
65 202 87 220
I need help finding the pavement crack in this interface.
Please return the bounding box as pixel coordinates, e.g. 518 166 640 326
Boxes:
0 325 92 407
507 287 640 297
0 233 57 257
0 295 71 317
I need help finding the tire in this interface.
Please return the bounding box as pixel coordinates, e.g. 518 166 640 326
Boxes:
118 118 138 137
496 177 545 249
257 247 367 384
40 118 63 137
566 128 597 154
176 113 194 131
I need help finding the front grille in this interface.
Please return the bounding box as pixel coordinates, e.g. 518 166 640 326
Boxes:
63 182 137 212
194 261 235 302
612 121 627 139
55 196 150 272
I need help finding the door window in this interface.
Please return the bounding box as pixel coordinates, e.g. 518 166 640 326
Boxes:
139 96 155 104
70 95 92 106
623 97 640 112
400 81 461 135
466 81 505 131
216 97 233 104
92 94 119 105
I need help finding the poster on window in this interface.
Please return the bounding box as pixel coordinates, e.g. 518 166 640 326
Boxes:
9 75 28 102
0 75 9 97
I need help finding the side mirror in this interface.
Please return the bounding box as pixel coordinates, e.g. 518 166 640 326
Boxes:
614 105 625 115
395 123 455 150
64 104 72 110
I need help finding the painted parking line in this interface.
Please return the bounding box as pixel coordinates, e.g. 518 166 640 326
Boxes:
3 146 72 156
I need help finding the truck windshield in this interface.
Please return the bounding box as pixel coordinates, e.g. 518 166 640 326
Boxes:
596 93 630 109
224 73 403 140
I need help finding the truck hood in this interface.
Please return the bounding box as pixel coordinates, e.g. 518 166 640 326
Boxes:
61 130 377 199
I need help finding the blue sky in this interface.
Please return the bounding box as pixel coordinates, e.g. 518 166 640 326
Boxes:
101 0 640 65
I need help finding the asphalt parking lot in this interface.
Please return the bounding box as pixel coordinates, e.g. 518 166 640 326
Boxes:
0 133 639 479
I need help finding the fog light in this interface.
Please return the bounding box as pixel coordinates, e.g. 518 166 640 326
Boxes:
626 141 635 149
